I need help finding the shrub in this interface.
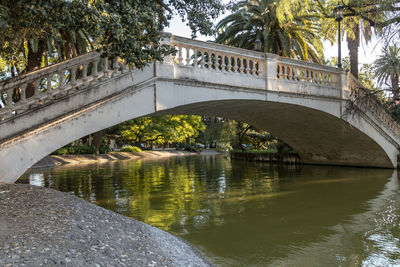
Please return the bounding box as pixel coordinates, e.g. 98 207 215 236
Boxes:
68 144 95 154
52 144 95 155
120 146 142 152
52 148 69 155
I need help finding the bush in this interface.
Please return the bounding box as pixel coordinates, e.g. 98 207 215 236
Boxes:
52 147 69 155
68 144 95 154
52 144 95 155
120 146 142 152
184 146 201 152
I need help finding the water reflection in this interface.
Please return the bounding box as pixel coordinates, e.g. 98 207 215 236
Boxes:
18 156 400 266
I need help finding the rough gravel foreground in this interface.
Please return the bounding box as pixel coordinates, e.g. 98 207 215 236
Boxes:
0 184 211 267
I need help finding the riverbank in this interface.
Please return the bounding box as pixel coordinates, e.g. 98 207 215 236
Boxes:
32 150 221 169
0 184 211 266
230 151 302 164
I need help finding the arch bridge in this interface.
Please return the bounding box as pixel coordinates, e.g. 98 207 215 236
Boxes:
1 34 399 183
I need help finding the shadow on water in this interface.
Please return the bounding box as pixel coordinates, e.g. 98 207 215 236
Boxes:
18 155 399 266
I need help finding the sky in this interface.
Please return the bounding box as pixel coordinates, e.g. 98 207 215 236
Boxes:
165 12 384 66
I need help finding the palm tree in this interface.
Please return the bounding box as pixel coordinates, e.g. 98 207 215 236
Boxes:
215 0 326 62
373 45 400 101
317 0 386 78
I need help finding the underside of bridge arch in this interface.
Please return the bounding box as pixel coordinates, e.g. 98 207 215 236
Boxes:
154 100 393 169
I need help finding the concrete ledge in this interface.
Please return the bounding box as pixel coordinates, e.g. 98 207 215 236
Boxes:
0 184 211 266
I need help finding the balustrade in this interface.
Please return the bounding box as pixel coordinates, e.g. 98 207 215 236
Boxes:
276 60 338 87
348 74 400 136
0 52 126 121
170 37 263 76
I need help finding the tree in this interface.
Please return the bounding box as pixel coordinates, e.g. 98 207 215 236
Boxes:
215 0 326 62
0 0 226 76
315 0 399 78
373 45 400 101
120 115 206 146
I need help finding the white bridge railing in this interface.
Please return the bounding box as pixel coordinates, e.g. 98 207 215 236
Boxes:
277 57 339 87
170 35 264 76
0 51 128 121
0 33 398 139
348 73 400 136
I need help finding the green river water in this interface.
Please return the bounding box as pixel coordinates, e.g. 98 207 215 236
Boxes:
18 155 400 266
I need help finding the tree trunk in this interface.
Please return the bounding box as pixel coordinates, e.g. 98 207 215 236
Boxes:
347 24 360 79
61 31 78 60
92 130 105 154
392 74 399 101
26 39 46 98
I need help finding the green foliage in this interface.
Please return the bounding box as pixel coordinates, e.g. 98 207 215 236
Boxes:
121 115 206 145
52 147 69 155
0 0 226 74
216 0 327 62
52 144 95 155
120 146 142 152
373 45 400 99
197 117 236 148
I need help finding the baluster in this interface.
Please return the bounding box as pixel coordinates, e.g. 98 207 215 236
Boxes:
185 46 190 66
46 74 52 95
20 84 27 104
227 55 232 72
232 57 238 72
103 57 110 78
212 52 217 70
201 50 205 69
177 45 183 66
216 53 221 71
92 58 99 79
82 62 89 84
239 58 244 73
70 66 78 88
33 79 41 99
193 48 198 68
283 66 288 79
5 88 14 111
206 51 211 68
276 64 281 79
58 70 65 91
221 53 226 72
246 58 250 74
